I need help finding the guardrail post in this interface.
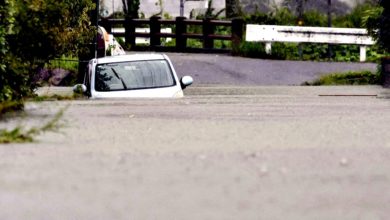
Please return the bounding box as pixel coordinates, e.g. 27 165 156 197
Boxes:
231 18 244 51
265 42 272 54
176 16 187 52
125 17 136 50
360 46 367 62
150 16 161 48
203 18 214 49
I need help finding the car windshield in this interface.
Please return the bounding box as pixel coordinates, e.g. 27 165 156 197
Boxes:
95 59 175 91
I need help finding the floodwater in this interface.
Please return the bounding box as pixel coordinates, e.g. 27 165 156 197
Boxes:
1 85 390 219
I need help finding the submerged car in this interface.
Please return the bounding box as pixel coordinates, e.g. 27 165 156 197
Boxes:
74 54 193 98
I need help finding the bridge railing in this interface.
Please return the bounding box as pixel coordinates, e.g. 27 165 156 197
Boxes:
100 18 375 62
99 17 245 53
246 25 375 62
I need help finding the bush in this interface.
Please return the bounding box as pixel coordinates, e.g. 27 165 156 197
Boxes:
235 41 387 62
303 70 380 85
301 10 327 26
0 0 95 106
363 1 390 54
233 41 298 60
240 3 387 62
234 42 266 58
334 2 376 28
0 1 30 103
10 0 95 63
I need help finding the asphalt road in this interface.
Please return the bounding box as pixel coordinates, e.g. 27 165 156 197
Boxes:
165 53 377 85
1 85 390 219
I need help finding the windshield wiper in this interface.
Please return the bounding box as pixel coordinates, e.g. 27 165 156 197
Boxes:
111 67 128 90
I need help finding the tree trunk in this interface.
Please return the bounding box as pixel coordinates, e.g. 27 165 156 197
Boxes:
122 0 139 18
381 57 390 88
225 0 239 18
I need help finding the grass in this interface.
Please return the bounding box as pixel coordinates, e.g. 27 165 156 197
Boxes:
0 105 67 144
302 70 380 86
46 55 79 73
0 127 34 143
29 94 84 102
0 92 79 143
1 94 81 118
0 101 24 116
234 41 388 62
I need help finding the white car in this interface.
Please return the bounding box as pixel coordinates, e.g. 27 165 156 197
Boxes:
74 54 193 98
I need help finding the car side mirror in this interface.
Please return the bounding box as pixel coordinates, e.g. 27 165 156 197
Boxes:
73 84 87 94
180 76 193 89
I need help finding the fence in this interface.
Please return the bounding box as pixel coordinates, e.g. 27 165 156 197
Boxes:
99 17 376 61
246 25 375 62
99 17 245 53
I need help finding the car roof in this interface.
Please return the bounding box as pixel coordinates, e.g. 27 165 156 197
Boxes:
95 54 167 64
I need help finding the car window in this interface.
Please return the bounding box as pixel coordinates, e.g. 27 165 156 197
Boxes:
95 60 175 91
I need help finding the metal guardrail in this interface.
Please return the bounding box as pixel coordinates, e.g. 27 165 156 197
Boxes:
246 25 375 62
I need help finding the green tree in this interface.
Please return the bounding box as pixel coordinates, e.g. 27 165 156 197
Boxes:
368 0 390 86
0 1 10 75
0 0 28 102
364 0 389 52
0 0 95 103
10 0 95 64
335 2 377 28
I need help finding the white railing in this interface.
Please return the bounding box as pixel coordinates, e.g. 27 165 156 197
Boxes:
246 25 375 62
112 27 172 44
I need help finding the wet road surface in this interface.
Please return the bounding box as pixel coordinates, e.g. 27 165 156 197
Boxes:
1 86 390 219
167 53 377 85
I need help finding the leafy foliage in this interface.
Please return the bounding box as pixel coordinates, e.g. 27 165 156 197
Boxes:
237 2 388 62
245 1 378 27
273 7 296 25
363 5 382 37
9 0 95 63
0 0 28 103
0 127 34 143
235 41 386 62
303 70 380 85
46 55 79 73
334 2 376 28
363 1 390 55
0 0 95 105
0 100 24 116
